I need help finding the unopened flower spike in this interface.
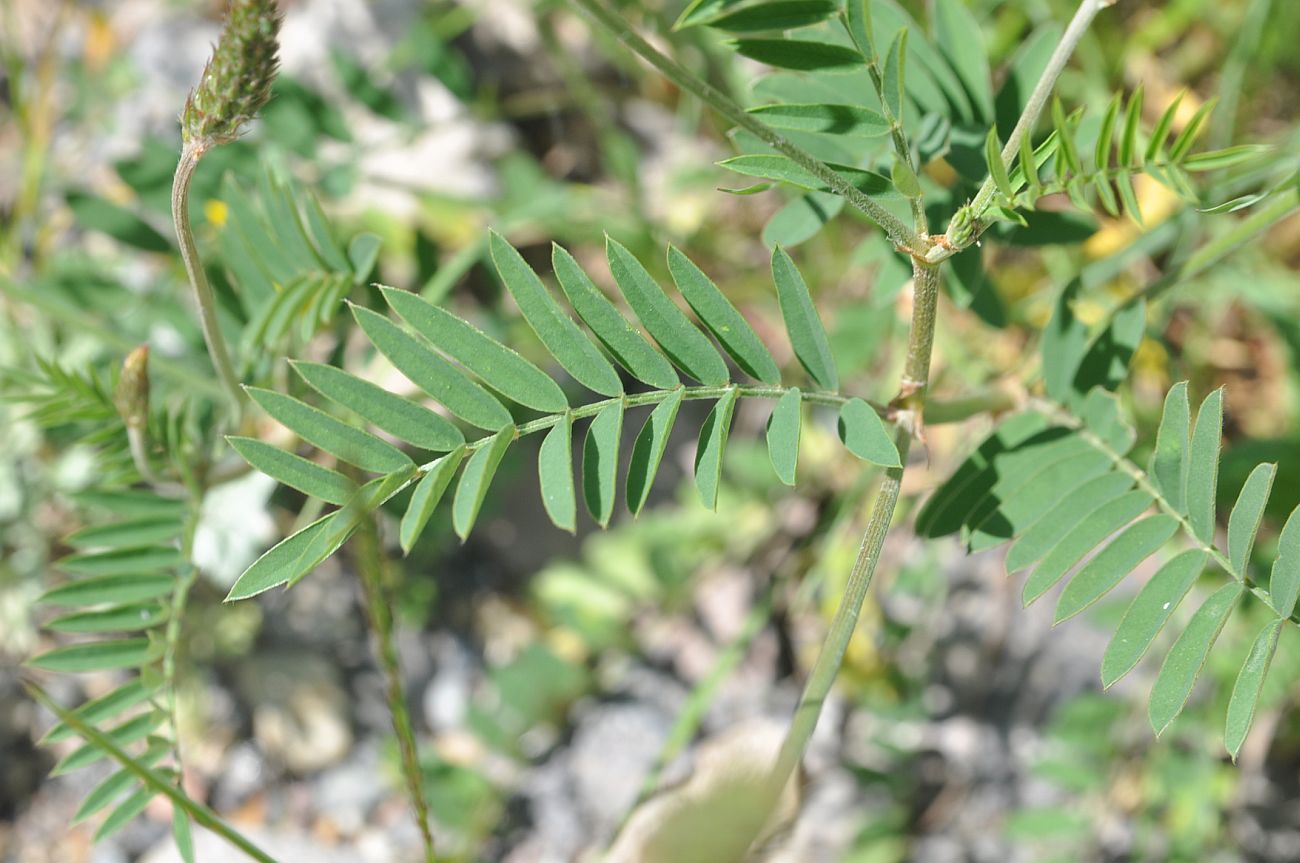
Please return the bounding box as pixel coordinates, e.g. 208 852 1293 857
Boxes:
114 345 151 431
182 0 283 152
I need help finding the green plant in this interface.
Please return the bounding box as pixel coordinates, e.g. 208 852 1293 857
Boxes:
11 0 1300 860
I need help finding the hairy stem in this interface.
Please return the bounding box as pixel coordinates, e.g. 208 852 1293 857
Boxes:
564 0 926 255
352 514 437 863
940 0 1116 257
769 425 911 789
171 146 246 416
764 257 936 813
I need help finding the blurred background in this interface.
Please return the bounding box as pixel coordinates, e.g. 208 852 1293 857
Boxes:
2 0 1300 861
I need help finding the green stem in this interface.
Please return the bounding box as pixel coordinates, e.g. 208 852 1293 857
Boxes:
171 146 246 416
24 681 280 863
940 0 1116 258
769 425 910 791
351 514 438 863
564 0 926 255
764 258 938 810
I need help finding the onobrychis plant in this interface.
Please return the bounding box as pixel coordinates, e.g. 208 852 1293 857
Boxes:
16 0 1300 860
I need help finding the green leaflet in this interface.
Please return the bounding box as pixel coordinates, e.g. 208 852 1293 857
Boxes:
39 573 175 608
1081 389 1136 455
225 513 337 600
1145 91 1183 162
729 38 863 72
96 786 154 841
352 305 514 431
1095 92 1122 172
400 446 466 553
65 516 183 550
1185 387 1224 544
52 712 162 775
28 638 163 673
695 387 740 510
1149 581 1243 735
607 238 729 386
71 489 185 518
965 450 1113 553
837 398 900 467
74 744 168 823
1054 515 1179 623
704 0 836 32
42 680 157 744
1120 86 1143 168
582 401 624 527
552 244 679 389
916 412 1055 539
173 807 195 863
667 246 780 384
58 546 184 577
933 0 992 121
985 127 1014 199
1149 382 1190 511
289 470 416 590
1269 505 1300 618
718 155 898 200
1183 145 1270 172
46 603 169 633
1225 618 1284 761
539 415 576 532
382 286 569 413
844 0 874 60
246 385 414 473
745 103 890 138
1101 550 1207 688
1227 463 1275 577
228 436 354 505
771 246 838 391
488 231 623 397
955 436 1095 542
291 360 464 452
882 29 906 122
766 388 801 486
628 389 685 515
1021 488 1154 606
452 427 515 539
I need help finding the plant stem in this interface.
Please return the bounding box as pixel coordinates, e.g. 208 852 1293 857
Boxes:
769 426 911 789
564 0 926 255
352 513 437 863
25 681 281 863
764 258 937 809
944 0 1116 255
171 146 246 416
